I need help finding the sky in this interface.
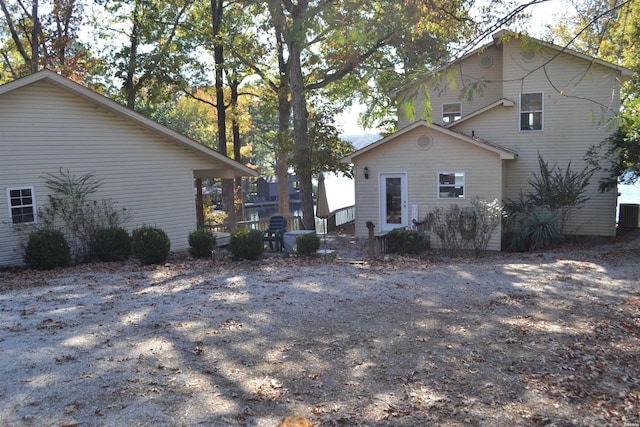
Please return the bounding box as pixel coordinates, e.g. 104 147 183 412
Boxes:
336 0 570 135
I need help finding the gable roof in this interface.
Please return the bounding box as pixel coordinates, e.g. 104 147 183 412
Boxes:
0 70 257 178
491 30 633 79
342 120 518 162
394 31 633 100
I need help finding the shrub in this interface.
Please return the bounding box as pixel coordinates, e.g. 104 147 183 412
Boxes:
131 225 171 265
90 227 131 262
296 233 320 256
509 211 562 252
39 169 131 262
189 230 216 258
228 228 263 260
24 228 71 270
385 228 425 254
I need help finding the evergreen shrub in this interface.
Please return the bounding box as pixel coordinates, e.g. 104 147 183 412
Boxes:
131 225 171 265
228 228 263 260
385 228 425 254
188 230 216 258
91 227 131 262
296 233 320 256
24 228 71 270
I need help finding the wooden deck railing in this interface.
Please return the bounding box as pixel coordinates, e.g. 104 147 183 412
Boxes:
202 216 304 233
202 205 355 234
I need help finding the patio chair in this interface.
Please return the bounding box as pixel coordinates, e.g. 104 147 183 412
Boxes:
263 215 287 251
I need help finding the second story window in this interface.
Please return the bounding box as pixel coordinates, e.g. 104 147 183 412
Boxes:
442 103 461 124
520 92 543 131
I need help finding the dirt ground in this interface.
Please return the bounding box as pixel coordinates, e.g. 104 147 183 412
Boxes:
0 229 639 426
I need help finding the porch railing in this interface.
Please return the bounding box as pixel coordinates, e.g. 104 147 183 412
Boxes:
202 205 355 234
203 216 304 233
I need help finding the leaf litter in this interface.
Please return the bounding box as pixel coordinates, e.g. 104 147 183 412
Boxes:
0 231 638 426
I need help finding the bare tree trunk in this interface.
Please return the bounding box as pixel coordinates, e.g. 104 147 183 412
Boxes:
230 77 244 222
31 0 38 73
211 0 235 229
288 40 314 230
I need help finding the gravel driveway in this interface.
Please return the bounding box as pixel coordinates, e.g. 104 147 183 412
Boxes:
1 233 639 426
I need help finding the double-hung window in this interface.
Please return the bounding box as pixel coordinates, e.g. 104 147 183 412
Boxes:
442 103 461 124
520 92 543 131
7 187 36 225
438 172 465 198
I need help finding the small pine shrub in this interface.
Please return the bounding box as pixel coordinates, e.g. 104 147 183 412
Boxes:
386 229 425 254
228 228 263 260
296 233 320 256
91 227 131 262
24 228 71 270
131 225 171 265
189 230 216 258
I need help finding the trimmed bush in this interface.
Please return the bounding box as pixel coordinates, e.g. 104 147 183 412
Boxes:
385 228 425 254
228 228 263 260
296 233 320 256
189 230 216 258
90 227 131 262
131 225 171 265
24 228 71 270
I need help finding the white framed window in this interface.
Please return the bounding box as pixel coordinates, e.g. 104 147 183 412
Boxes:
520 92 543 131
438 172 465 199
442 103 461 124
7 187 36 225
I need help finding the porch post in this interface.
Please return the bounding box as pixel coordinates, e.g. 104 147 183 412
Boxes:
195 178 204 228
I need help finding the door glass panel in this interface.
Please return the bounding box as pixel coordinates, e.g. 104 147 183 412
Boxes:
386 177 402 224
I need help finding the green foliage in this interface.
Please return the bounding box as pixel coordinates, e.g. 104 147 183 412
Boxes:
39 169 131 262
24 229 71 270
295 233 320 256
526 154 593 232
90 227 131 262
510 211 562 252
228 228 263 260
188 230 216 258
131 226 171 265
587 125 640 192
505 154 592 241
308 102 356 178
385 229 425 255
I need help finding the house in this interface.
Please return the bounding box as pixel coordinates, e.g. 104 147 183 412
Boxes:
0 70 257 266
343 31 632 250
254 176 299 202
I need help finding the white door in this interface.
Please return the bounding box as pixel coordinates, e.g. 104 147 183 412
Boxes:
379 173 407 231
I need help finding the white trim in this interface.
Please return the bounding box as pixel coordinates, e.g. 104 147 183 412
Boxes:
379 172 408 231
6 186 37 225
437 172 465 199
519 92 544 132
442 102 462 124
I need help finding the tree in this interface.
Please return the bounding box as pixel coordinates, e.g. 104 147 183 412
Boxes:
547 0 640 189
262 0 478 229
92 0 194 108
0 0 97 82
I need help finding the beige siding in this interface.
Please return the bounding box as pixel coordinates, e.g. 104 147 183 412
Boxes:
353 126 504 250
399 45 504 129
1 82 220 266
450 38 620 237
